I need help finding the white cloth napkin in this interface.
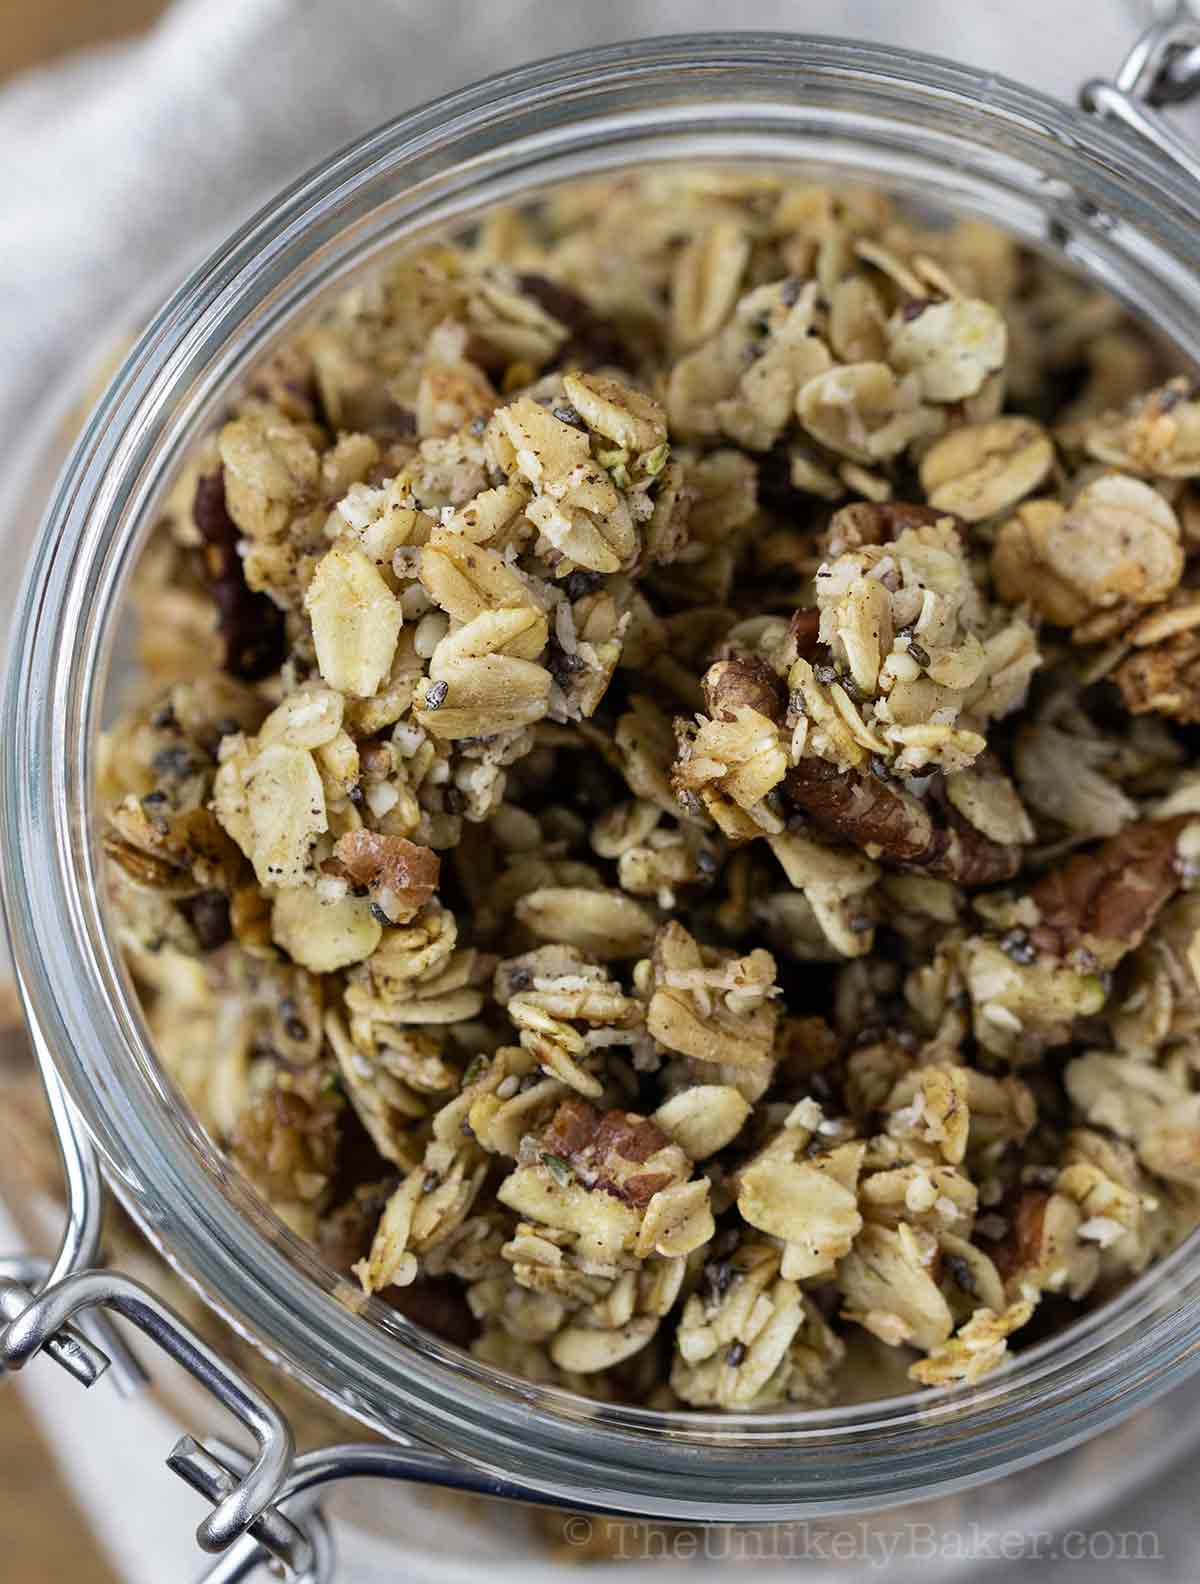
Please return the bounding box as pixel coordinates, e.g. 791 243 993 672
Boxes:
1 2 1195 1580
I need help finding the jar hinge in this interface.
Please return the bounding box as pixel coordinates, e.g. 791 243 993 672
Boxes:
0 1045 314 1576
1081 6 1200 179
0 1022 590 1582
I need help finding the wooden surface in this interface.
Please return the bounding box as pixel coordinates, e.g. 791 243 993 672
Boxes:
0 1393 123 1583
0 0 167 83
0 13 171 1579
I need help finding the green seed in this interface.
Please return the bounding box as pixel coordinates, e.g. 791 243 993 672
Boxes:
541 1152 575 1188
462 1054 490 1089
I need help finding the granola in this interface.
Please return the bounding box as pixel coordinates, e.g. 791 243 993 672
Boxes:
100 169 1200 1410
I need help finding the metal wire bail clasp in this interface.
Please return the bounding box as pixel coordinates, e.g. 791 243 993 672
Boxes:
0 1045 311 1575
1081 3 1200 179
0 1269 311 1572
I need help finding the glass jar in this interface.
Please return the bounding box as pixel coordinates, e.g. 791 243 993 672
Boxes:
6 31 1200 1536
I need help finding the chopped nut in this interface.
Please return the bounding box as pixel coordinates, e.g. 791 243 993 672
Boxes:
1030 818 1189 961
332 832 441 922
785 758 1020 886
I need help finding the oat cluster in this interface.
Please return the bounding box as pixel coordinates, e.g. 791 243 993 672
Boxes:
100 171 1200 1410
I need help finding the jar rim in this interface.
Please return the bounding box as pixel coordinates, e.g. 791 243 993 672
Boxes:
7 30 1200 1518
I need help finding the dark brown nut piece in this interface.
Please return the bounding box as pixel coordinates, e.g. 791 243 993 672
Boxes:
1029 817 1189 960
788 608 822 661
824 501 950 558
516 273 631 370
331 831 441 922
193 469 286 681
987 1188 1049 1283
230 1087 340 1203
540 1096 674 1208
543 1095 667 1165
784 759 1020 886
702 657 787 724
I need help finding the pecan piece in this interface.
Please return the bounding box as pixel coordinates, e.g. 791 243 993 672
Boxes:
620 1171 677 1208
785 759 1019 886
702 657 787 724
540 1097 673 1206
988 1189 1049 1283
193 469 286 681
540 1095 604 1159
1029 817 1189 959
985 1187 1096 1299
592 1109 669 1165
331 831 441 922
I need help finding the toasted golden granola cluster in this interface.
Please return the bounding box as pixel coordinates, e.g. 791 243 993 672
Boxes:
101 170 1200 1409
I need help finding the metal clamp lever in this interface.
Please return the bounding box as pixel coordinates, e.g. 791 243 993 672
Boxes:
0 1268 310 1571
0 1020 313 1574
0 1004 585 1580
1081 5 1200 179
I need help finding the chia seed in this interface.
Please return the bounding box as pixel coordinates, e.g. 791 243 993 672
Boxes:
906 639 931 669
841 675 866 704
704 1259 736 1300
